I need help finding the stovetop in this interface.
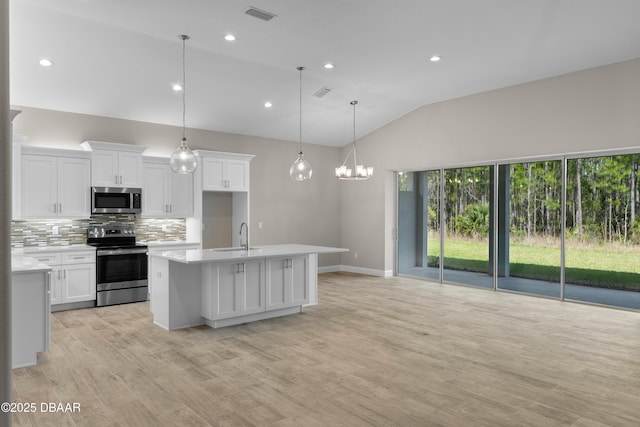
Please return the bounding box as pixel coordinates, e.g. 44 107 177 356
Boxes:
86 225 145 249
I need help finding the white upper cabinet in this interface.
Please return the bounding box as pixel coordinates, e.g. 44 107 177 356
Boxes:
197 150 254 192
20 147 91 219
142 156 193 218
81 141 147 188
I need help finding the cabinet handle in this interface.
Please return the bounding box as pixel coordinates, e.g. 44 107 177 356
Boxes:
169 204 172 213
63 270 66 279
53 203 57 213
115 175 119 184
119 175 123 185
57 270 61 280
59 203 62 213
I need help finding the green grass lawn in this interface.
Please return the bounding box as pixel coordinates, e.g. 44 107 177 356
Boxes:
426 239 640 291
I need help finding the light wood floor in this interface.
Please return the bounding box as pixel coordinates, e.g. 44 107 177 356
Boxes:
12 272 640 426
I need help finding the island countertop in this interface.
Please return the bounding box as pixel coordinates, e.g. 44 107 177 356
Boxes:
150 244 348 264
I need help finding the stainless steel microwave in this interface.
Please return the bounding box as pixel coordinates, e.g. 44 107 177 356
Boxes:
91 187 142 215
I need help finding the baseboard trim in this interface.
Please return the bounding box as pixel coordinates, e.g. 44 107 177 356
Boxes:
318 265 392 277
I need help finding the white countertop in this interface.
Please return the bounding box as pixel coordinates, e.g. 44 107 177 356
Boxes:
13 244 95 254
11 255 54 273
143 240 201 249
151 244 348 264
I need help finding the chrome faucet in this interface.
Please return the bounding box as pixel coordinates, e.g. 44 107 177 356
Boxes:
239 222 249 250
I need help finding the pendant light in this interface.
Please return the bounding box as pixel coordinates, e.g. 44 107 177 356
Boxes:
289 66 313 181
169 34 198 174
336 100 373 180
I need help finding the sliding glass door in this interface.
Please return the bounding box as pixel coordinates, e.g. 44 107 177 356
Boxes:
564 154 640 309
496 161 562 298
397 171 440 280
396 151 640 312
442 165 493 288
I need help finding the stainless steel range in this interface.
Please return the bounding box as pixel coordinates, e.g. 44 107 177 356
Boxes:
87 225 148 307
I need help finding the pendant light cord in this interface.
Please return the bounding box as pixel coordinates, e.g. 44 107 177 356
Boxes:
181 35 190 142
352 100 357 167
297 66 304 154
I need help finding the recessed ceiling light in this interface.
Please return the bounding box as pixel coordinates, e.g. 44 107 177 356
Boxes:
172 83 183 91
39 58 53 67
430 55 442 62
324 63 334 69
264 101 273 108
224 34 236 41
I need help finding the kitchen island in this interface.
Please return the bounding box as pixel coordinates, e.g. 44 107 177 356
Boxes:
150 244 347 330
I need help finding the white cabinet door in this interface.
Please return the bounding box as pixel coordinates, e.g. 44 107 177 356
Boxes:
62 263 96 303
91 149 143 188
143 162 169 216
118 151 143 187
241 260 265 315
202 157 249 192
91 149 120 186
169 170 193 217
226 160 249 191
21 155 58 218
50 267 62 305
266 256 308 309
209 259 264 319
143 161 193 218
202 157 226 191
290 256 308 306
22 155 90 218
57 157 91 218
214 261 242 319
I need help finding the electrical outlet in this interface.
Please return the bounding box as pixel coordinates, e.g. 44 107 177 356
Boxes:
354 252 358 259
258 221 263 229
162 225 168 232
52 226 59 235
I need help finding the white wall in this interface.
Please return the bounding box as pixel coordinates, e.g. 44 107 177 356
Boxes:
339 58 640 274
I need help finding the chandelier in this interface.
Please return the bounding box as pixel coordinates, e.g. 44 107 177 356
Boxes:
336 100 373 180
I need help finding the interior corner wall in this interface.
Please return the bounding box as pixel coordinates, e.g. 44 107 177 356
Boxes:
10 106 344 267
338 58 640 275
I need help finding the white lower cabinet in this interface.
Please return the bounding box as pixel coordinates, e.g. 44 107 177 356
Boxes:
266 256 308 309
202 256 308 323
30 250 96 306
203 259 265 320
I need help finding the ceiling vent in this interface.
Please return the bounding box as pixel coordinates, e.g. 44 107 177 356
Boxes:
244 7 277 21
313 87 332 98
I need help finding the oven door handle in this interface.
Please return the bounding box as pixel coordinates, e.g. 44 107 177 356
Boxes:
97 248 149 256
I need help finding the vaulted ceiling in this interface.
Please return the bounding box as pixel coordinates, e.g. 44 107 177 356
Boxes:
10 0 640 147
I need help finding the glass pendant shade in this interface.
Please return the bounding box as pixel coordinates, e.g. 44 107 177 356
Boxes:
290 151 313 181
170 137 198 174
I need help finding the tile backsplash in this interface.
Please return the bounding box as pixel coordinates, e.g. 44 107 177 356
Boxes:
11 215 186 248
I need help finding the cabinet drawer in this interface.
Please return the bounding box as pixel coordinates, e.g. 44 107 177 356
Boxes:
61 251 96 264
30 253 61 265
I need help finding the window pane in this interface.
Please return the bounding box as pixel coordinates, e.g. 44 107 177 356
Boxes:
565 154 640 309
398 171 440 280
443 166 493 288
497 161 562 297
